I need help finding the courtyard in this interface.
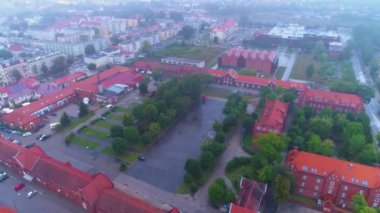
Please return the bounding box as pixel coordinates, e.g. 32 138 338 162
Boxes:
127 99 226 192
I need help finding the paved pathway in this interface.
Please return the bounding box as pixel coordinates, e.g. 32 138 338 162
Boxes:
281 53 297 81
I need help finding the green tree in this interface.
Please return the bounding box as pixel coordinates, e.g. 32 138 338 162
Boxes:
123 126 140 143
122 113 134 126
78 102 89 117
148 122 161 139
306 134 322 153
110 35 122 45
110 125 124 138
112 137 128 155
351 194 369 213
139 81 148 95
208 178 235 206
274 175 291 203
357 145 378 165
320 139 335 156
238 68 256 76
152 69 163 81
60 112 71 127
312 41 326 61
140 41 152 55
178 25 195 40
185 159 201 179
11 70 22 82
87 63 96 71
200 151 216 169
306 64 315 79
309 116 333 139
85 44 96 56
158 113 172 128
214 131 225 144
51 56 67 73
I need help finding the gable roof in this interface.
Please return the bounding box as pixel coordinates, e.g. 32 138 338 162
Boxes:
232 177 267 213
95 188 165 213
300 89 363 106
255 100 289 131
53 71 87 86
229 204 257 213
81 173 114 206
287 149 380 189
223 47 277 63
0 137 22 162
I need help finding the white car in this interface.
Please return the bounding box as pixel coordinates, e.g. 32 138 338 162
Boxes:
22 132 32 137
27 190 37 198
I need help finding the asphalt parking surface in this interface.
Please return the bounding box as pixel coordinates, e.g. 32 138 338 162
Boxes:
127 99 225 192
0 166 85 213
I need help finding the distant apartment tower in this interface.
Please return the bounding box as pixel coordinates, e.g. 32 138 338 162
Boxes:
0 58 32 85
44 38 107 57
27 52 66 76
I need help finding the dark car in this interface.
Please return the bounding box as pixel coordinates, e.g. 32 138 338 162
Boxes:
0 171 8 182
36 134 43 140
138 156 146 161
39 134 51 141
51 112 57 116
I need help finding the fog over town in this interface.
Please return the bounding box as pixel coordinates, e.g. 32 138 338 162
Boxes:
0 1 379 213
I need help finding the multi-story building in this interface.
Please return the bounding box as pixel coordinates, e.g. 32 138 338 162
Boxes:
286 148 380 211
27 51 66 75
44 38 107 57
161 57 205 68
210 20 237 42
297 89 365 113
253 100 289 137
84 54 109 68
0 58 32 85
218 47 279 75
118 40 141 52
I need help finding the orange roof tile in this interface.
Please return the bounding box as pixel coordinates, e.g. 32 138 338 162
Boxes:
287 150 380 188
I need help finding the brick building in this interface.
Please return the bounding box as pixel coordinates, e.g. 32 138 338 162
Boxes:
0 137 167 213
297 89 365 113
286 148 380 211
253 100 289 138
229 177 267 213
218 47 279 75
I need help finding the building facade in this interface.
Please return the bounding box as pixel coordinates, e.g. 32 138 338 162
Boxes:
297 89 365 113
210 20 237 42
286 148 380 211
253 100 289 137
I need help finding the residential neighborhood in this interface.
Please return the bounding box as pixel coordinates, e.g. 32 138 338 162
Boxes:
0 1 379 213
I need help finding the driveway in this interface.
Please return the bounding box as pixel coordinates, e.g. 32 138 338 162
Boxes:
127 99 226 192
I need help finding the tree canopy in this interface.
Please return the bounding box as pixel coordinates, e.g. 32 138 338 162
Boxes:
178 25 195 40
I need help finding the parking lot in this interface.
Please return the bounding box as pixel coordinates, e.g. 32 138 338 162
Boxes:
0 166 85 213
127 99 225 192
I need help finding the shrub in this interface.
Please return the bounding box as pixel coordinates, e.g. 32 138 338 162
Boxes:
214 131 225 144
225 157 251 173
65 133 74 145
119 162 127 172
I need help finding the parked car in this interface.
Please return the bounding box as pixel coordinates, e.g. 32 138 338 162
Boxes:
14 183 25 191
0 172 8 182
36 134 43 140
12 140 21 145
23 143 35 148
51 112 57 116
138 156 146 161
22 132 32 137
26 190 37 198
39 134 51 141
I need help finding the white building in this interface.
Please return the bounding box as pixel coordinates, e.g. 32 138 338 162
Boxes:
84 54 109 68
161 57 205 68
0 58 32 85
210 20 237 42
44 38 108 57
28 52 66 76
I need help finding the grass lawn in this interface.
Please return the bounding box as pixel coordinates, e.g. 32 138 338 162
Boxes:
274 67 286 79
60 113 94 132
176 182 191 194
93 120 114 129
290 54 322 82
289 194 318 207
113 106 128 113
102 147 139 164
203 87 230 99
106 113 124 122
156 44 224 68
71 135 100 150
80 127 109 139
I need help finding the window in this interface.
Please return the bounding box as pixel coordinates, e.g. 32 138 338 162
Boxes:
314 186 319 190
341 193 346 198
299 188 304 193
301 182 305 187
316 179 321 184
359 190 364 195
344 185 348 191
302 166 308 171
302 175 307 180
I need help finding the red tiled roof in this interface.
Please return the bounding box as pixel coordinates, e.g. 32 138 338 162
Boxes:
31 156 93 191
0 137 22 162
53 71 86 86
81 173 113 206
234 177 267 213
19 77 40 88
300 89 363 106
95 188 165 213
223 47 277 62
254 100 289 135
9 44 22 52
229 204 257 213
211 20 237 32
101 71 142 89
287 149 380 189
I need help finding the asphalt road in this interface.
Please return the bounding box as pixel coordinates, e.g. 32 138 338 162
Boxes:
127 99 226 192
0 166 85 213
